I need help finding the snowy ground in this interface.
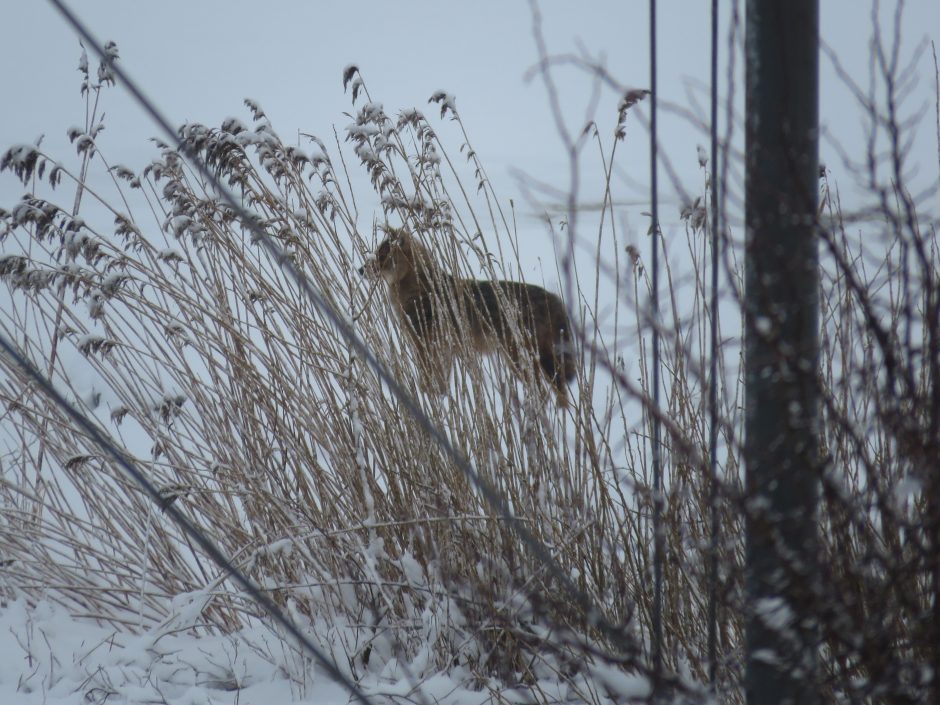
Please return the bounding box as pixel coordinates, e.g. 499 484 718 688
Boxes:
0 598 650 704
3 599 641 705
0 599 355 704
0 599 483 705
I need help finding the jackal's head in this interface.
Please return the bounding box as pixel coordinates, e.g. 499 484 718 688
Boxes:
358 228 424 285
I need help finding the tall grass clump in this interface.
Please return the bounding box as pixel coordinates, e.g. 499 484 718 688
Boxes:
0 52 653 701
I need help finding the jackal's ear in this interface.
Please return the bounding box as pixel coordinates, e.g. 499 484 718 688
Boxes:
375 237 392 262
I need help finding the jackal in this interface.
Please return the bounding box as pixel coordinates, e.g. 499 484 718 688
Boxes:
359 228 576 405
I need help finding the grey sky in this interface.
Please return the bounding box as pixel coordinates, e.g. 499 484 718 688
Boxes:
2 2 644 210
1 1 938 242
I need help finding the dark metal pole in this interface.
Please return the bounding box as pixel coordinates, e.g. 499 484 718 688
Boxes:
744 1 820 704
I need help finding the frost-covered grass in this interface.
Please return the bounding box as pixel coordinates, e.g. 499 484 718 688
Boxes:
1 25 939 705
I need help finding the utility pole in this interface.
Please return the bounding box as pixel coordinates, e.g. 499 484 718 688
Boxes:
744 2 820 704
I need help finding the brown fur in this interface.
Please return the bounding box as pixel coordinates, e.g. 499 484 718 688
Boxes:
359 229 576 405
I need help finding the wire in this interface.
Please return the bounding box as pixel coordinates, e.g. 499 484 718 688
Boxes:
707 0 722 688
649 0 665 686
39 0 639 669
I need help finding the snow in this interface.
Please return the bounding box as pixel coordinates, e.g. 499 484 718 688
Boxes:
755 596 794 633
76 333 112 356
158 248 185 265
0 599 305 704
0 600 353 704
586 661 651 700
221 116 247 135
101 272 130 296
696 144 708 168
429 91 458 119
3 144 38 167
397 108 424 126
754 316 773 335
346 123 380 139
0 596 653 704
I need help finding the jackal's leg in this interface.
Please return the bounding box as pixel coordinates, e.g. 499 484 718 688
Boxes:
414 346 452 396
538 348 572 407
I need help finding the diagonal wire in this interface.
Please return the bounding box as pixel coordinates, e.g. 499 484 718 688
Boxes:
707 0 722 688
0 333 377 705
38 0 640 667
648 0 665 686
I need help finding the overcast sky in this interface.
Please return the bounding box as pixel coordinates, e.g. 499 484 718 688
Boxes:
0 0 938 293
1 2 647 210
3 1 935 225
